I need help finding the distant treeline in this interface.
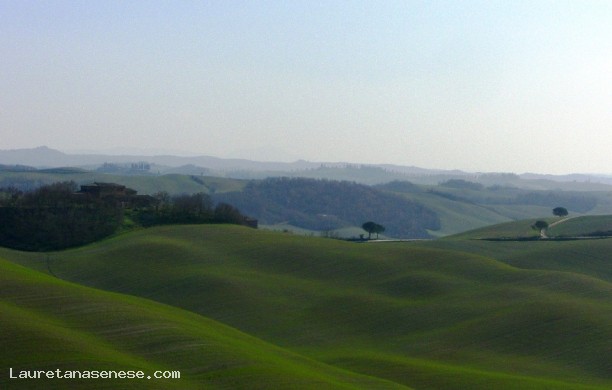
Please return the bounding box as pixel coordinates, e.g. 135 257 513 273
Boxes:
135 191 252 227
215 177 440 238
0 182 253 251
97 161 151 174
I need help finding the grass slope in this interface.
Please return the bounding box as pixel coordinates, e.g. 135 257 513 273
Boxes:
450 215 612 240
0 171 245 195
423 216 612 283
407 192 511 236
0 258 406 389
547 215 612 237
449 218 556 239
3 225 612 389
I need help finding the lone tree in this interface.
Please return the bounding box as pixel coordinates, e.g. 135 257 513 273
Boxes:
553 207 568 217
362 221 385 240
531 220 549 238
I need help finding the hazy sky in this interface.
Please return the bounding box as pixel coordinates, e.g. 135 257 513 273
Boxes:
1 1 610 174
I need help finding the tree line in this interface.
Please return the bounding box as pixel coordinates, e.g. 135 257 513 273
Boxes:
0 182 253 251
134 191 251 227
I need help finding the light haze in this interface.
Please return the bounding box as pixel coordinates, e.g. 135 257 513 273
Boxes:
1 1 610 174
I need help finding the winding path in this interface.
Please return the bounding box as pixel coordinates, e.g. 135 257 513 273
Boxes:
541 216 576 238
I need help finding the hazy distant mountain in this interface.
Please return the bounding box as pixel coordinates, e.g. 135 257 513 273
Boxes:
1 146 611 187
0 146 70 167
224 145 302 162
0 146 317 171
0 146 449 176
520 172 612 186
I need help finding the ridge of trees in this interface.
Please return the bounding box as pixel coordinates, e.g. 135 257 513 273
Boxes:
135 191 251 227
0 182 252 251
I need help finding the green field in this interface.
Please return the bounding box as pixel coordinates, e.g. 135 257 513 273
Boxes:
0 171 246 195
0 257 405 389
1 222 611 389
548 215 612 237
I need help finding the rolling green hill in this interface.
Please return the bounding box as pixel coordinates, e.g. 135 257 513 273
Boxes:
377 180 612 236
547 215 612 237
0 171 245 195
2 225 611 389
0 257 405 389
447 215 612 241
447 218 548 240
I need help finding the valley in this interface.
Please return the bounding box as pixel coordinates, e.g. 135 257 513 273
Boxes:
1 150 611 388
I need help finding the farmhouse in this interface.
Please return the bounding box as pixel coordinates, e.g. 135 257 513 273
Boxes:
79 182 136 198
78 182 155 208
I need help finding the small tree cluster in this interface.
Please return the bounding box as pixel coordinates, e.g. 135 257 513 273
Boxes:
362 221 386 240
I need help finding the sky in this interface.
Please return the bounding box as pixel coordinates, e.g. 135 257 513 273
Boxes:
1 0 610 174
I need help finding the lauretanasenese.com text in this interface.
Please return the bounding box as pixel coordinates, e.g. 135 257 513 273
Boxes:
8 368 180 380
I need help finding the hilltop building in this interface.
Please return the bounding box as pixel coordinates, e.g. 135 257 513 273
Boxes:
78 182 155 208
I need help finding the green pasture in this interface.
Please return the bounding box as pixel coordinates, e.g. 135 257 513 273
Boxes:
548 215 612 237
2 224 611 388
0 171 245 195
0 258 403 389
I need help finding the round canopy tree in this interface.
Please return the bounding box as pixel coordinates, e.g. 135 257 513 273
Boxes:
362 221 385 240
553 207 569 217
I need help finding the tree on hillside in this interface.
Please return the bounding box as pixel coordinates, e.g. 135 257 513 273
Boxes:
362 221 385 240
553 207 568 217
373 223 385 239
531 220 549 238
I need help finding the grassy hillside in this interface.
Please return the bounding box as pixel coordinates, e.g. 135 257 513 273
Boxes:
406 192 512 236
447 218 548 240
422 235 612 285
547 215 612 237
378 180 612 236
416 215 612 286
3 225 611 389
0 257 405 389
448 215 612 240
0 171 245 195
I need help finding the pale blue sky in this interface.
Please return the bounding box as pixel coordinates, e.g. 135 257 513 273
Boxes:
1 1 610 173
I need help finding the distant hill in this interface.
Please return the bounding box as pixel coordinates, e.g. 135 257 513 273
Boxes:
548 215 612 238
0 146 320 172
214 177 440 238
447 215 612 240
2 167 612 238
3 146 612 188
